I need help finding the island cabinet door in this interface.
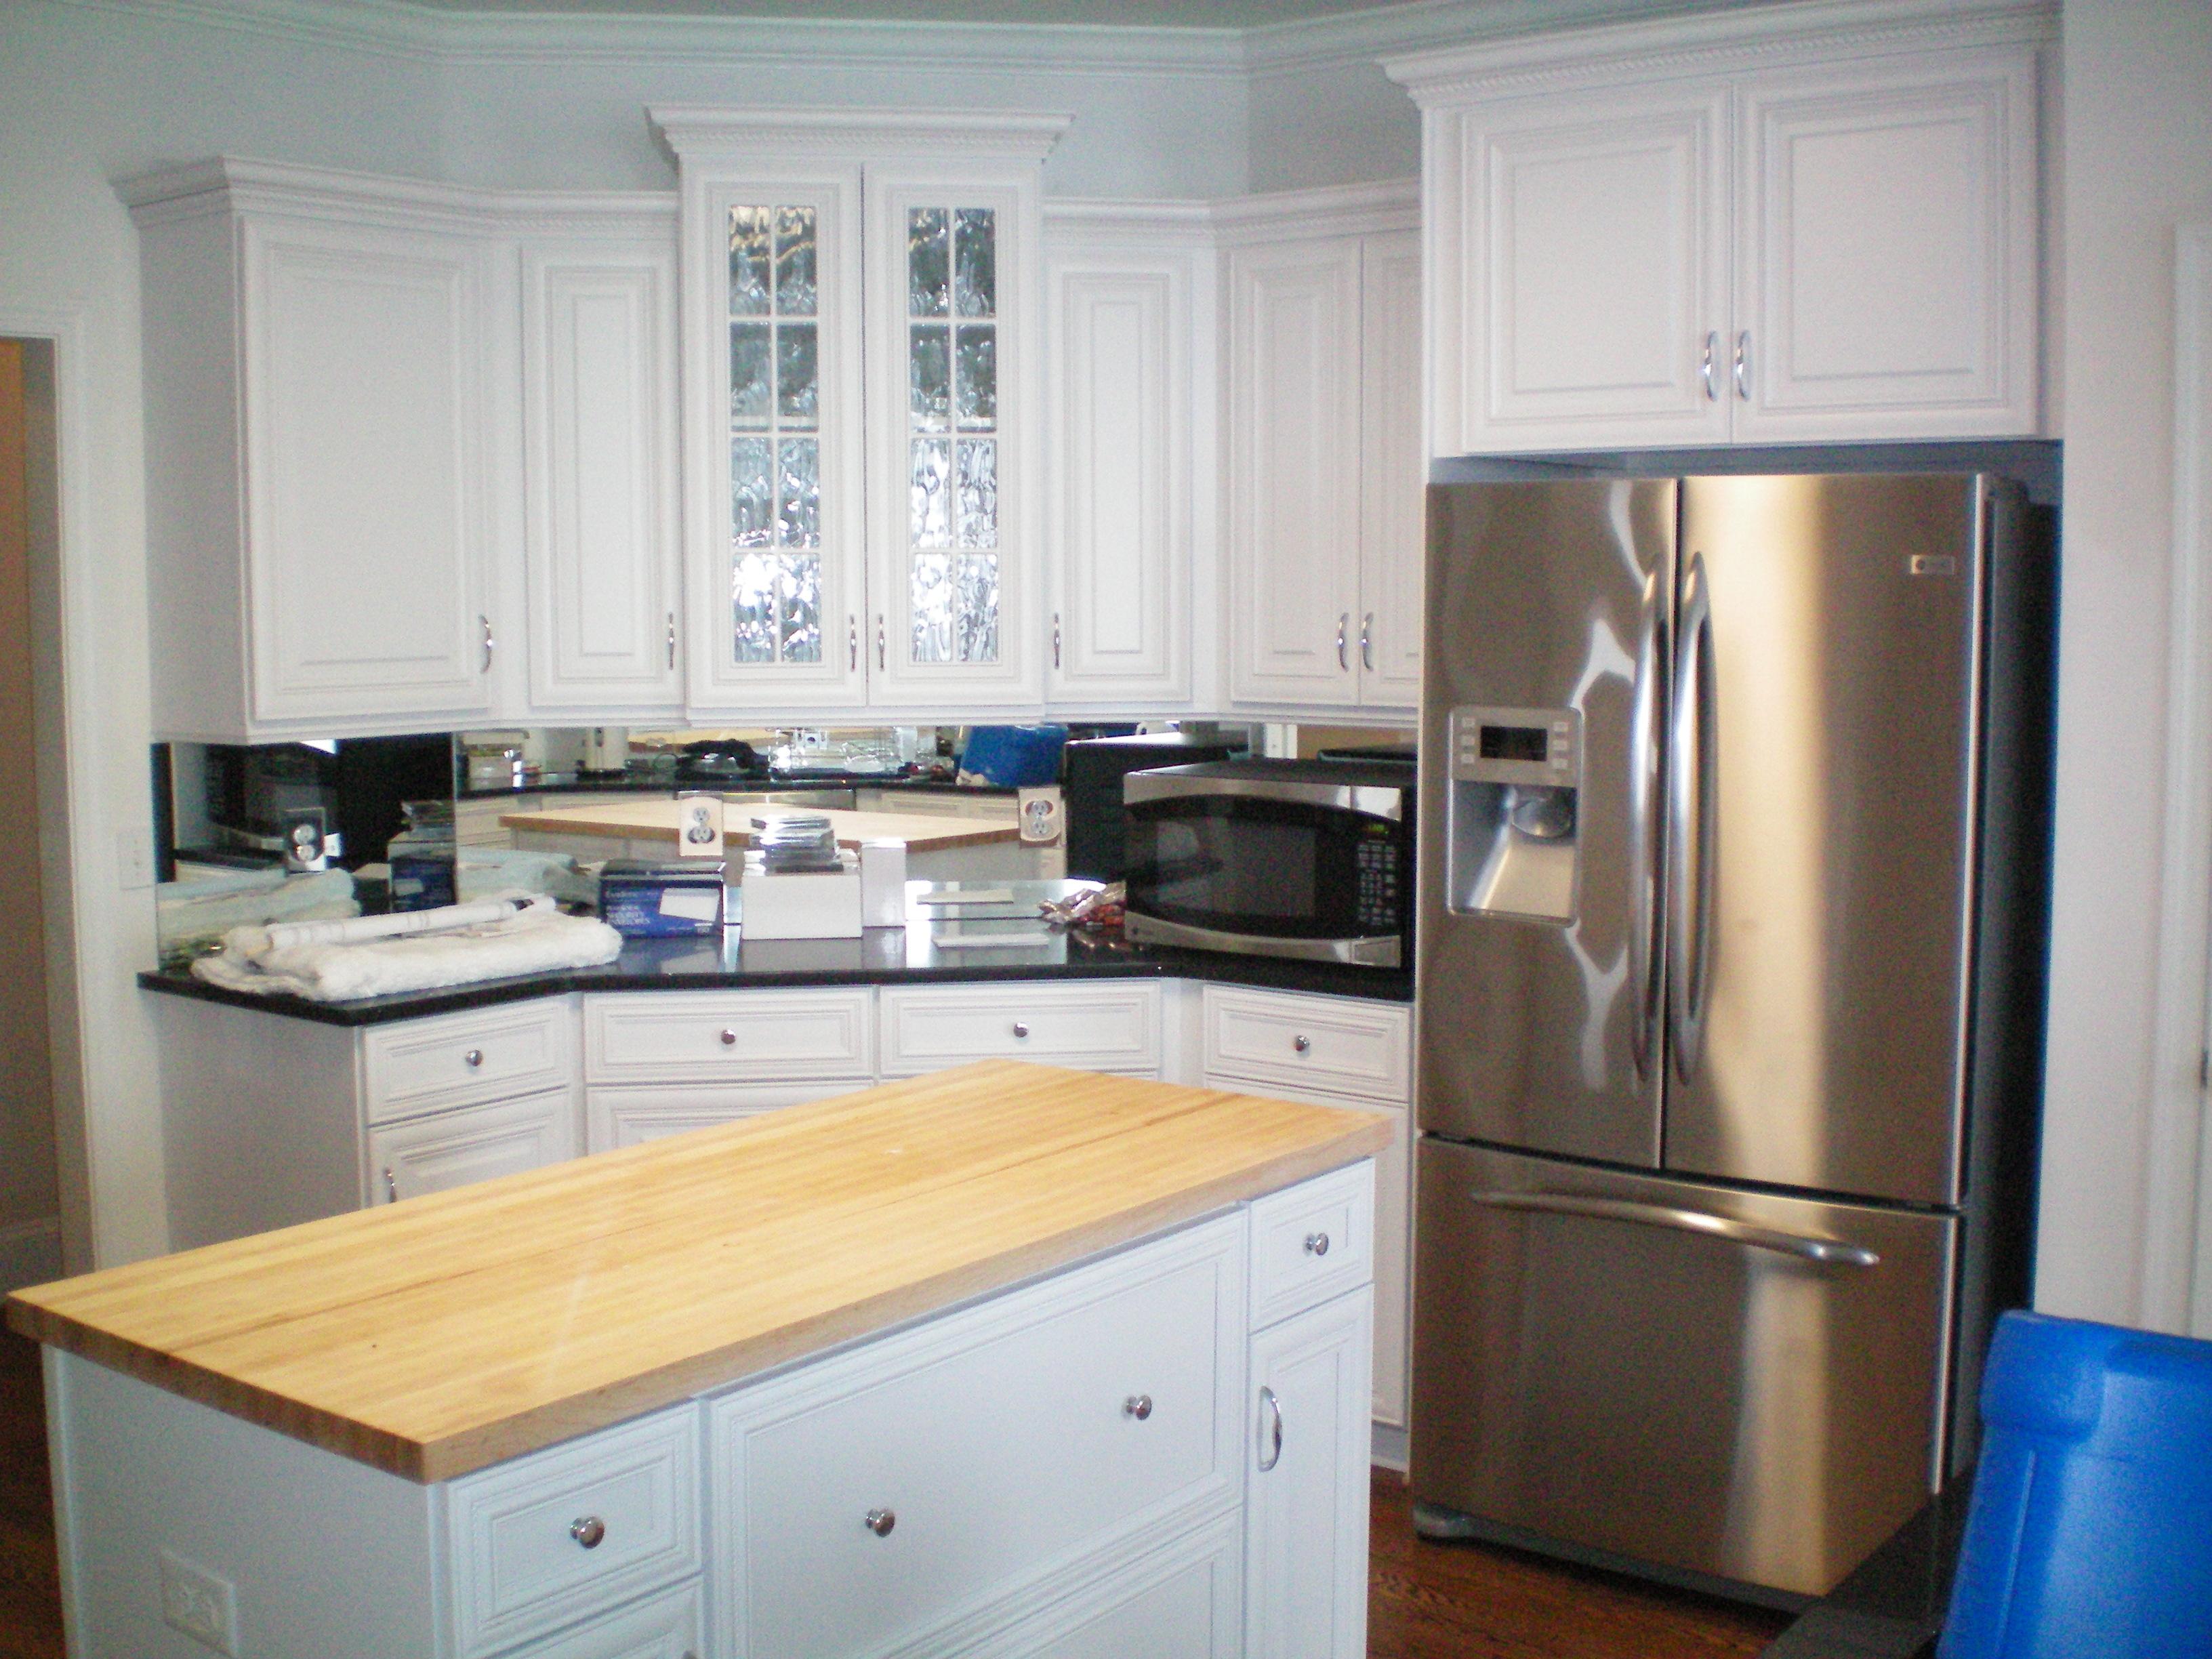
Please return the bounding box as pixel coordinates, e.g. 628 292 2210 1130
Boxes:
367 1085 581 1205
1245 1287 1374 1659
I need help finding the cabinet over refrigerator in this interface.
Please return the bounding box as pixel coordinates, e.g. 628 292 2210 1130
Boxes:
1410 472 2052 1600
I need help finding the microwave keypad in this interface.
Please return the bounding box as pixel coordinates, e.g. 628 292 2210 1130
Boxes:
1355 839 1401 930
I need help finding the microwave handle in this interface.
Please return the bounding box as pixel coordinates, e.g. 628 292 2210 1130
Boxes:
1120 773 1406 824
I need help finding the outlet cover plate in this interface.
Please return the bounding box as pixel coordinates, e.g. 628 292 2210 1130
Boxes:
159 1548 239 1656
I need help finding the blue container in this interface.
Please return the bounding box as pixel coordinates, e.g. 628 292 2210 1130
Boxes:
1940 1310 2212 1658
957 724 1068 788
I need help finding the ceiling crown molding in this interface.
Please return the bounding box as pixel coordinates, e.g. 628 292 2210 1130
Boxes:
649 107 1074 167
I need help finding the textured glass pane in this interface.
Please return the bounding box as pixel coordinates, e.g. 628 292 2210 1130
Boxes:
732 550 779 663
777 438 820 549
777 324 818 426
729 207 771 316
911 552 954 664
955 324 996 430
955 439 998 550
774 206 817 316
910 325 950 431
730 323 771 428
908 207 949 317
910 436 951 550
955 207 996 318
781 552 823 663
731 436 772 548
956 553 1000 663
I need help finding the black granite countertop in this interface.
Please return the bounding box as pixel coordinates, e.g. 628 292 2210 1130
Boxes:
142 880 1412 1025
455 772 1018 802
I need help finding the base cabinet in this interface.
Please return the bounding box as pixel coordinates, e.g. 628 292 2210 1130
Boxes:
369 1086 582 1206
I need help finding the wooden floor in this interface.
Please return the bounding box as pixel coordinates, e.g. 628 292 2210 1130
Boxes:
0 1328 1784 1657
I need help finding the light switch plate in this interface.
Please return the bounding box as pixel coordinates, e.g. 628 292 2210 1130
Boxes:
159 1548 239 1656
116 825 153 890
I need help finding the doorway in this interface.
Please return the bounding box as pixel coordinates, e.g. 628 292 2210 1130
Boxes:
0 338 62 1291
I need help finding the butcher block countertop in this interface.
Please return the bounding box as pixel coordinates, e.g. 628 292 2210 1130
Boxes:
4 1062 1389 1484
499 800 1019 850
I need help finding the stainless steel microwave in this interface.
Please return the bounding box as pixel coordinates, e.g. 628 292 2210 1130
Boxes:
1120 758 1414 968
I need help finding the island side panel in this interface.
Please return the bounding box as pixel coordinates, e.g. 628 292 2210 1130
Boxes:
45 1349 441 1658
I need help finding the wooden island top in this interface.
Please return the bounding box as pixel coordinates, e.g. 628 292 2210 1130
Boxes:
5 1062 1389 1483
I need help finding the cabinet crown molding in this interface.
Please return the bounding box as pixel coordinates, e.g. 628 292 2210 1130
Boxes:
1382 0 2057 102
649 106 1073 167
1210 178 1418 247
116 155 677 234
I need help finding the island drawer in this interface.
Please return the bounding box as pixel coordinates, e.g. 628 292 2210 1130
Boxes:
1248 1160 1376 1329
1201 986 1410 1104
585 1078 869 1152
446 1404 702 1659
359 998 577 1126
877 981 1161 1076
583 987 875 1084
708 1212 1244 1659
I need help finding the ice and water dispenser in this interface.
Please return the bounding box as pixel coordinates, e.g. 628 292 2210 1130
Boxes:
1443 706 1581 922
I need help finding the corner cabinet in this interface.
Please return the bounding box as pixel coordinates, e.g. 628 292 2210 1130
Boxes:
1221 184 1423 714
655 109 1067 720
125 161 505 742
1387 9 2052 453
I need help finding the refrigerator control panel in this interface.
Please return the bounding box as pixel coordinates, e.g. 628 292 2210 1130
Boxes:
1450 705 1580 788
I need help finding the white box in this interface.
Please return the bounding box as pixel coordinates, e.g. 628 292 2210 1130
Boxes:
859 840 907 928
739 850 863 939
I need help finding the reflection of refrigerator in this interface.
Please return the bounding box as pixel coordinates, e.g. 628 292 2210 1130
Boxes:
1410 474 2052 1600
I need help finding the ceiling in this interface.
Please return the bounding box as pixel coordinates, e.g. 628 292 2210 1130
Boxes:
388 0 1446 26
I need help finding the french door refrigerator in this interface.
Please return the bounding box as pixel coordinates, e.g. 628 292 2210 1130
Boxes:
1410 474 2050 1601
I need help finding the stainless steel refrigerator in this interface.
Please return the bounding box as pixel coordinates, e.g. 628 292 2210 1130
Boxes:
1410 473 2051 1601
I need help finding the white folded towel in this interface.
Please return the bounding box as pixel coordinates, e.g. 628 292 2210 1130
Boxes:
192 890 622 1002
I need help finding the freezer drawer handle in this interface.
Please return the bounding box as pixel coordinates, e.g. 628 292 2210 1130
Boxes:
1469 1191 1880 1269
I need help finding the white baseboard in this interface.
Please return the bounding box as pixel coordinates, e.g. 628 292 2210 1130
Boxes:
0 1217 63 1294
1370 1420 1408 1472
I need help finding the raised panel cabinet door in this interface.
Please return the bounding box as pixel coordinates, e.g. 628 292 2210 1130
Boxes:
1358 229 1425 710
523 237 683 716
240 214 496 725
1045 247 1193 705
1227 236 1364 708
367 1086 581 1206
1245 1288 1374 1659
1436 86 1731 453
1733 48 2039 441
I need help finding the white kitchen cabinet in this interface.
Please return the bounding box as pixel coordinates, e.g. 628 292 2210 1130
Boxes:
1221 184 1422 714
1390 15 2048 453
1042 202 1211 711
655 110 1064 720
124 160 504 741
517 207 684 719
1245 1288 1374 1659
368 1086 583 1206
877 979 1162 1077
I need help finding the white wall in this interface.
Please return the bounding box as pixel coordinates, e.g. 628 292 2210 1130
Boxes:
2037 0 2212 1326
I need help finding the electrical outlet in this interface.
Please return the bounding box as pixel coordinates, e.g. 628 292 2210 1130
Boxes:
159 1549 239 1656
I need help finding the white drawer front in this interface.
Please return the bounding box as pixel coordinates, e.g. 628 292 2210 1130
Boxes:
711 1213 1244 1659
877 980 1160 1076
526 1579 702 1659
974 1509 1242 1659
447 1405 701 1659
1248 1160 1376 1330
361 998 577 1125
583 988 873 1084
1201 985 1409 1103
368 1086 581 1206
585 1079 867 1152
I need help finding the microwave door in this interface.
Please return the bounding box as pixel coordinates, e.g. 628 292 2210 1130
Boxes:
1417 479 1675 1166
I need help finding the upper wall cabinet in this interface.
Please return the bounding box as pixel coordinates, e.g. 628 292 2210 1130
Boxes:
126 161 507 741
1388 5 2053 455
653 110 1068 720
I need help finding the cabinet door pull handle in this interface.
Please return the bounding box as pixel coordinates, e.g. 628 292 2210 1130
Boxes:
877 615 886 672
570 1515 605 1549
1336 613 1350 672
1258 1386 1284 1471
1305 1231 1330 1257
480 614 495 674
848 615 859 673
382 1167 398 1204
1124 1393 1153 1420
1361 613 1374 672
1734 330 1752 401
863 1507 897 1537
1292 1033 1310 1053
1702 331 1719 401
1052 612 1062 670
667 612 676 670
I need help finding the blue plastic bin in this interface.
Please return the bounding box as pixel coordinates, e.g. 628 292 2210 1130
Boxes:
1940 1310 2212 1658
957 725 1068 788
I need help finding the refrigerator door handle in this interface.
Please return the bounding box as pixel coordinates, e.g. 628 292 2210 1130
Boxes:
1469 1189 1882 1269
1628 566 1668 1079
1668 552 1718 1082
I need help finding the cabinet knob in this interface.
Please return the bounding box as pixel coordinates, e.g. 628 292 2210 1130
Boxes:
382 1167 398 1204
1292 1034 1310 1054
464 1048 484 1068
1011 1021 1030 1039
863 1507 897 1537
1124 1394 1153 1421
570 1515 605 1549
1305 1231 1330 1258
720 1028 739 1047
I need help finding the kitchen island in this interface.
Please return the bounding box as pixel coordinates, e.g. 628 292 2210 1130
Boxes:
7 1061 1388 1658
